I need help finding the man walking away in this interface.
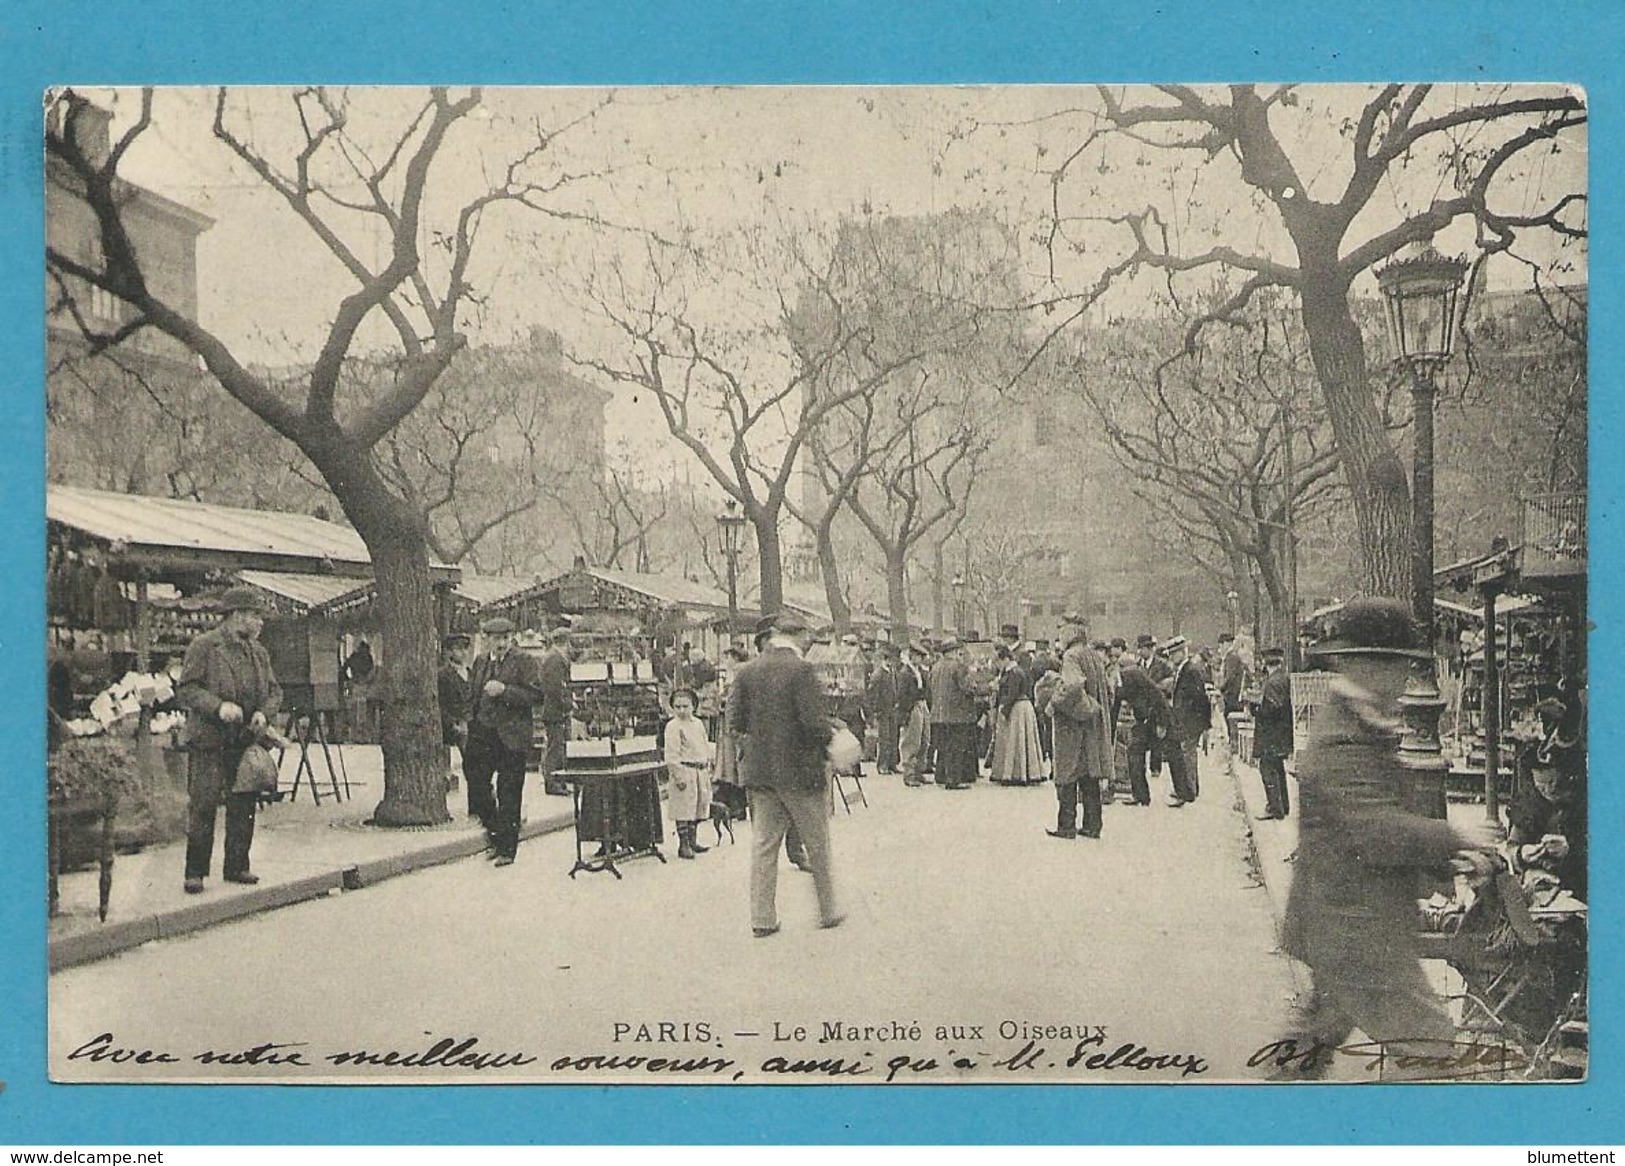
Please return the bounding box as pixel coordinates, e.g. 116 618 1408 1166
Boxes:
728 612 841 937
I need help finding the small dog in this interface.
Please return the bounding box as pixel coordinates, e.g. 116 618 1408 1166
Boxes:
708 799 736 846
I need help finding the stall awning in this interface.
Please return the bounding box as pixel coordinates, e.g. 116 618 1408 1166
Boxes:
454 573 541 609
236 570 372 615
48 485 459 583
1435 594 1545 622
507 564 732 613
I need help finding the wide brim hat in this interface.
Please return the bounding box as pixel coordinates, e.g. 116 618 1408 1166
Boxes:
1161 635 1188 653
1306 596 1431 660
217 585 269 614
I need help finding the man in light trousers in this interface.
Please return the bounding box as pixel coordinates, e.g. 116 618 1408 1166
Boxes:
727 611 842 938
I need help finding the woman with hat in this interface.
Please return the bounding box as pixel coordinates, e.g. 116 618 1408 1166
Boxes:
991 644 1044 785
1270 597 1499 1078
173 586 283 894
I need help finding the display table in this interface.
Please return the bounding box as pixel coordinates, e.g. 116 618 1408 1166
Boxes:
563 759 666 879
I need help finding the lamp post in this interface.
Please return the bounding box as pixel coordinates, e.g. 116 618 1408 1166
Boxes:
951 572 966 637
1376 241 1469 818
716 498 748 648
1225 589 1240 636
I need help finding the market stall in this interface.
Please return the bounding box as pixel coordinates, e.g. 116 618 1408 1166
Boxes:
46 485 460 914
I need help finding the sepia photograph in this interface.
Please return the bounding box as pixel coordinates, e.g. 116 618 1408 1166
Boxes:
43 82 1587 1085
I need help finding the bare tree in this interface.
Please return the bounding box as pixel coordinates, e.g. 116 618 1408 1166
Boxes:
46 87 610 825
573 227 936 613
1005 84 1585 597
1060 293 1403 641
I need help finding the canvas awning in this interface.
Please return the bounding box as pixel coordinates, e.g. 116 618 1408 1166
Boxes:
48 484 459 583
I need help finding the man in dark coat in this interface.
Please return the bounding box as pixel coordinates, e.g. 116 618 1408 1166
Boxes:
1251 645 1293 820
728 611 840 937
867 643 902 774
1164 636 1208 806
1217 631 1247 749
1045 619 1113 839
1270 598 1497 1079
438 633 473 793
465 617 545 866
1115 649 1170 807
175 586 283 894
927 638 981 790
538 625 575 796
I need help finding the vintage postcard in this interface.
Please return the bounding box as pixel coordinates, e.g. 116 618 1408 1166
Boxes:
44 82 1587 1084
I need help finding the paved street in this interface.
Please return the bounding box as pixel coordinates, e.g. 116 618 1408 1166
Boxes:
51 751 1299 1084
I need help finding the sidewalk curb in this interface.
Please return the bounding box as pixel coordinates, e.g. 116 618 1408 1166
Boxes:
49 809 577 972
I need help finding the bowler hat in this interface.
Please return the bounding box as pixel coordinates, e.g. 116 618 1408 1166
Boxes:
999 623 1021 640
1260 645 1286 662
480 616 517 635
442 633 472 651
216 586 268 614
1308 596 1430 659
1135 633 1156 649
1109 637 1127 650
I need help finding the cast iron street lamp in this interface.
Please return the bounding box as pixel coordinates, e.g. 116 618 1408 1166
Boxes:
716 498 748 647
1376 241 1469 813
952 572 966 637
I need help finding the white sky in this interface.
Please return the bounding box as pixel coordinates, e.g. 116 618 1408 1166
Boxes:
79 84 1588 485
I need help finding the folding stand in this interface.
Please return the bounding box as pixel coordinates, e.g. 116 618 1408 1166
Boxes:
832 765 867 812
283 710 349 804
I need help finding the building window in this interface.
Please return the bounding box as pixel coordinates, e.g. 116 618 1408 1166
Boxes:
88 284 124 325
1032 404 1054 448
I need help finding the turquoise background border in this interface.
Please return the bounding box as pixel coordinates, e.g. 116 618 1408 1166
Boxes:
1 0 1617 1144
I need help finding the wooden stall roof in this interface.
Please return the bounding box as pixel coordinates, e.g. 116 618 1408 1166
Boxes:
236 570 372 615
453 573 540 609
48 485 459 583
505 564 733 613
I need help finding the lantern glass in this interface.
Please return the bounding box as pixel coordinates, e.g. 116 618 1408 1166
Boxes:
1376 248 1468 365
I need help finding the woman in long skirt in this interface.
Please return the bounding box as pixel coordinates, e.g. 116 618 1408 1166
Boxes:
993 646 1046 784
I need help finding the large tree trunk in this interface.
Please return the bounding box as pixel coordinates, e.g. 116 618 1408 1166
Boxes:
1298 264 1413 599
886 548 911 646
322 448 450 827
754 513 785 615
816 522 852 633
